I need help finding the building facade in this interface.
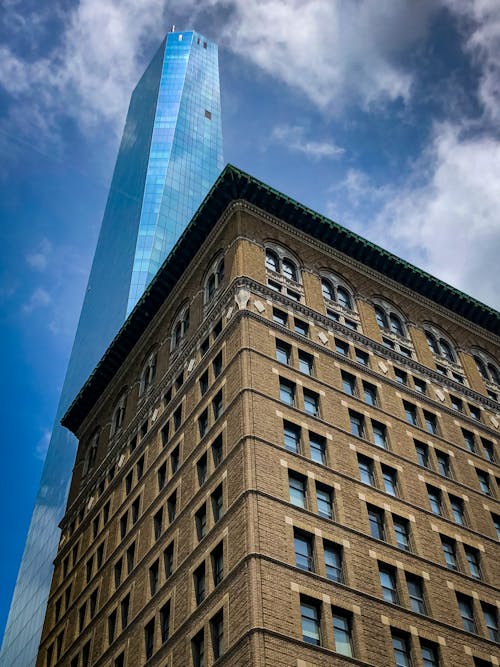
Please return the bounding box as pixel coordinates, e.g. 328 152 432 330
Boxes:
37 166 499 667
1 30 223 667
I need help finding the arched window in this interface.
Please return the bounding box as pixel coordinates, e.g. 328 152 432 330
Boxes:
337 286 352 310
111 391 127 435
425 332 439 355
439 339 455 363
204 255 225 304
282 258 297 282
265 249 279 272
424 327 456 363
389 314 404 337
321 278 335 301
488 364 500 385
375 306 388 330
140 350 157 395
171 304 190 352
83 431 99 476
474 356 488 380
264 244 300 284
472 350 500 387
372 299 412 356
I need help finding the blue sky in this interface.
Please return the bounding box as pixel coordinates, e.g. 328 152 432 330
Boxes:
1 0 499 642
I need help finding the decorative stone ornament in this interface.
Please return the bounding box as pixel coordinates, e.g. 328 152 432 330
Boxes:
234 287 250 310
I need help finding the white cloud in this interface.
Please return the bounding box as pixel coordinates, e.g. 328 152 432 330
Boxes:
26 238 52 271
22 287 52 313
270 124 344 160
327 124 500 309
35 428 52 461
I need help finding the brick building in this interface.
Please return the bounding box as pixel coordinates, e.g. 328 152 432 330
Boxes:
37 165 499 667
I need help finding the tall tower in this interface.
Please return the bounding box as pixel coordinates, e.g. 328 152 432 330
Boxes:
0 30 223 667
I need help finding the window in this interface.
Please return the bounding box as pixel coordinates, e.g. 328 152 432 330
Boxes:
112 393 127 434
355 348 369 365
372 421 388 448
140 352 157 395
192 629 204 667
303 389 320 417
161 422 170 447
457 593 476 633
197 454 207 486
474 352 500 386
342 371 357 396
283 421 301 453
79 602 87 632
213 351 222 377
316 482 333 519
436 450 451 478
131 496 140 524
160 601 170 644
279 378 295 406
149 559 159 596
420 641 439 667
171 306 190 351
212 434 223 468
464 546 481 580
404 402 418 426
335 338 349 356
425 329 456 362
212 390 223 420
153 508 163 540
108 609 117 644
171 445 179 473
414 378 427 394
289 473 306 508
394 368 408 385
164 542 174 578
406 574 426 614
167 490 177 522
198 409 209 438
423 410 438 435
415 441 429 467
195 505 207 541
173 405 182 431
294 318 309 336
379 564 398 603
363 381 377 406
450 495 465 525
194 563 205 605
204 256 224 304
349 411 365 438
332 608 353 657
309 432 326 464
126 542 135 574
294 530 314 571
462 429 476 453
298 350 314 375
393 516 411 551
468 404 481 421
451 395 463 412
492 513 500 540
114 654 124 667
392 632 411 667
324 541 343 582
441 536 457 570
300 598 320 645
276 339 291 365
199 370 209 396
482 438 495 463
211 484 223 522
368 505 385 540
211 610 224 660
273 307 288 327
427 486 442 516
477 469 492 496
144 618 155 660
382 465 398 496
358 455 375 486
211 542 224 586
482 603 499 642
120 594 129 629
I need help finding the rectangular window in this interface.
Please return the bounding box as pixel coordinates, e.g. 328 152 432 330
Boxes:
79 602 86 632
108 609 117 644
450 495 465 525
171 446 180 473
213 351 222 378
161 422 170 447
316 482 333 519
157 462 167 491
289 472 306 508
197 454 207 486
273 307 288 327
211 484 223 522
413 378 427 394
199 409 209 438
131 497 140 524
153 508 163 541
294 530 314 571
482 438 495 462
394 368 408 385
119 513 127 539
482 603 499 642
441 536 457 570
283 421 301 453
392 632 411 667
192 630 204 667
213 319 222 338
349 410 365 438
167 491 177 522
276 339 291 365
404 401 418 426
368 505 385 540
294 318 309 336
144 618 155 660
363 381 378 406
355 348 369 365
427 486 442 516
464 546 481 579
160 601 170 644
298 350 314 375
462 429 476 452
212 434 223 468
358 454 375 486
469 404 481 421
477 469 492 496
382 465 398 496
303 389 320 417
211 610 224 660
164 542 174 578
492 513 500 540
195 505 207 541
199 370 209 395
279 378 296 406
211 542 224 586
332 608 353 657
342 371 357 396
335 338 349 356
149 559 159 596
300 598 320 645
382 336 395 349
194 563 205 605
173 406 182 430
420 640 439 667
126 542 135 574
309 432 326 464
457 593 476 633
136 455 144 480
114 654 124 667
82 641 90 667
324 541 343 582
424 410 438 434
212 390 223 420
450 395 463 412
372 421 388 448
436 450 451 478
379 564 398 603
406 574 426 614
415 440 429 467
120 594 129 629
393 516 410 551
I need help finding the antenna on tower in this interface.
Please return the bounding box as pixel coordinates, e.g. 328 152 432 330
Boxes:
171 24 176 33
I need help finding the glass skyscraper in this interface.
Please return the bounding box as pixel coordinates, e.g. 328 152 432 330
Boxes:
0 30 223 667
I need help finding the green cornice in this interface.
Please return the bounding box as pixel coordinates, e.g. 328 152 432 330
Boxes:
62 164 499 433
